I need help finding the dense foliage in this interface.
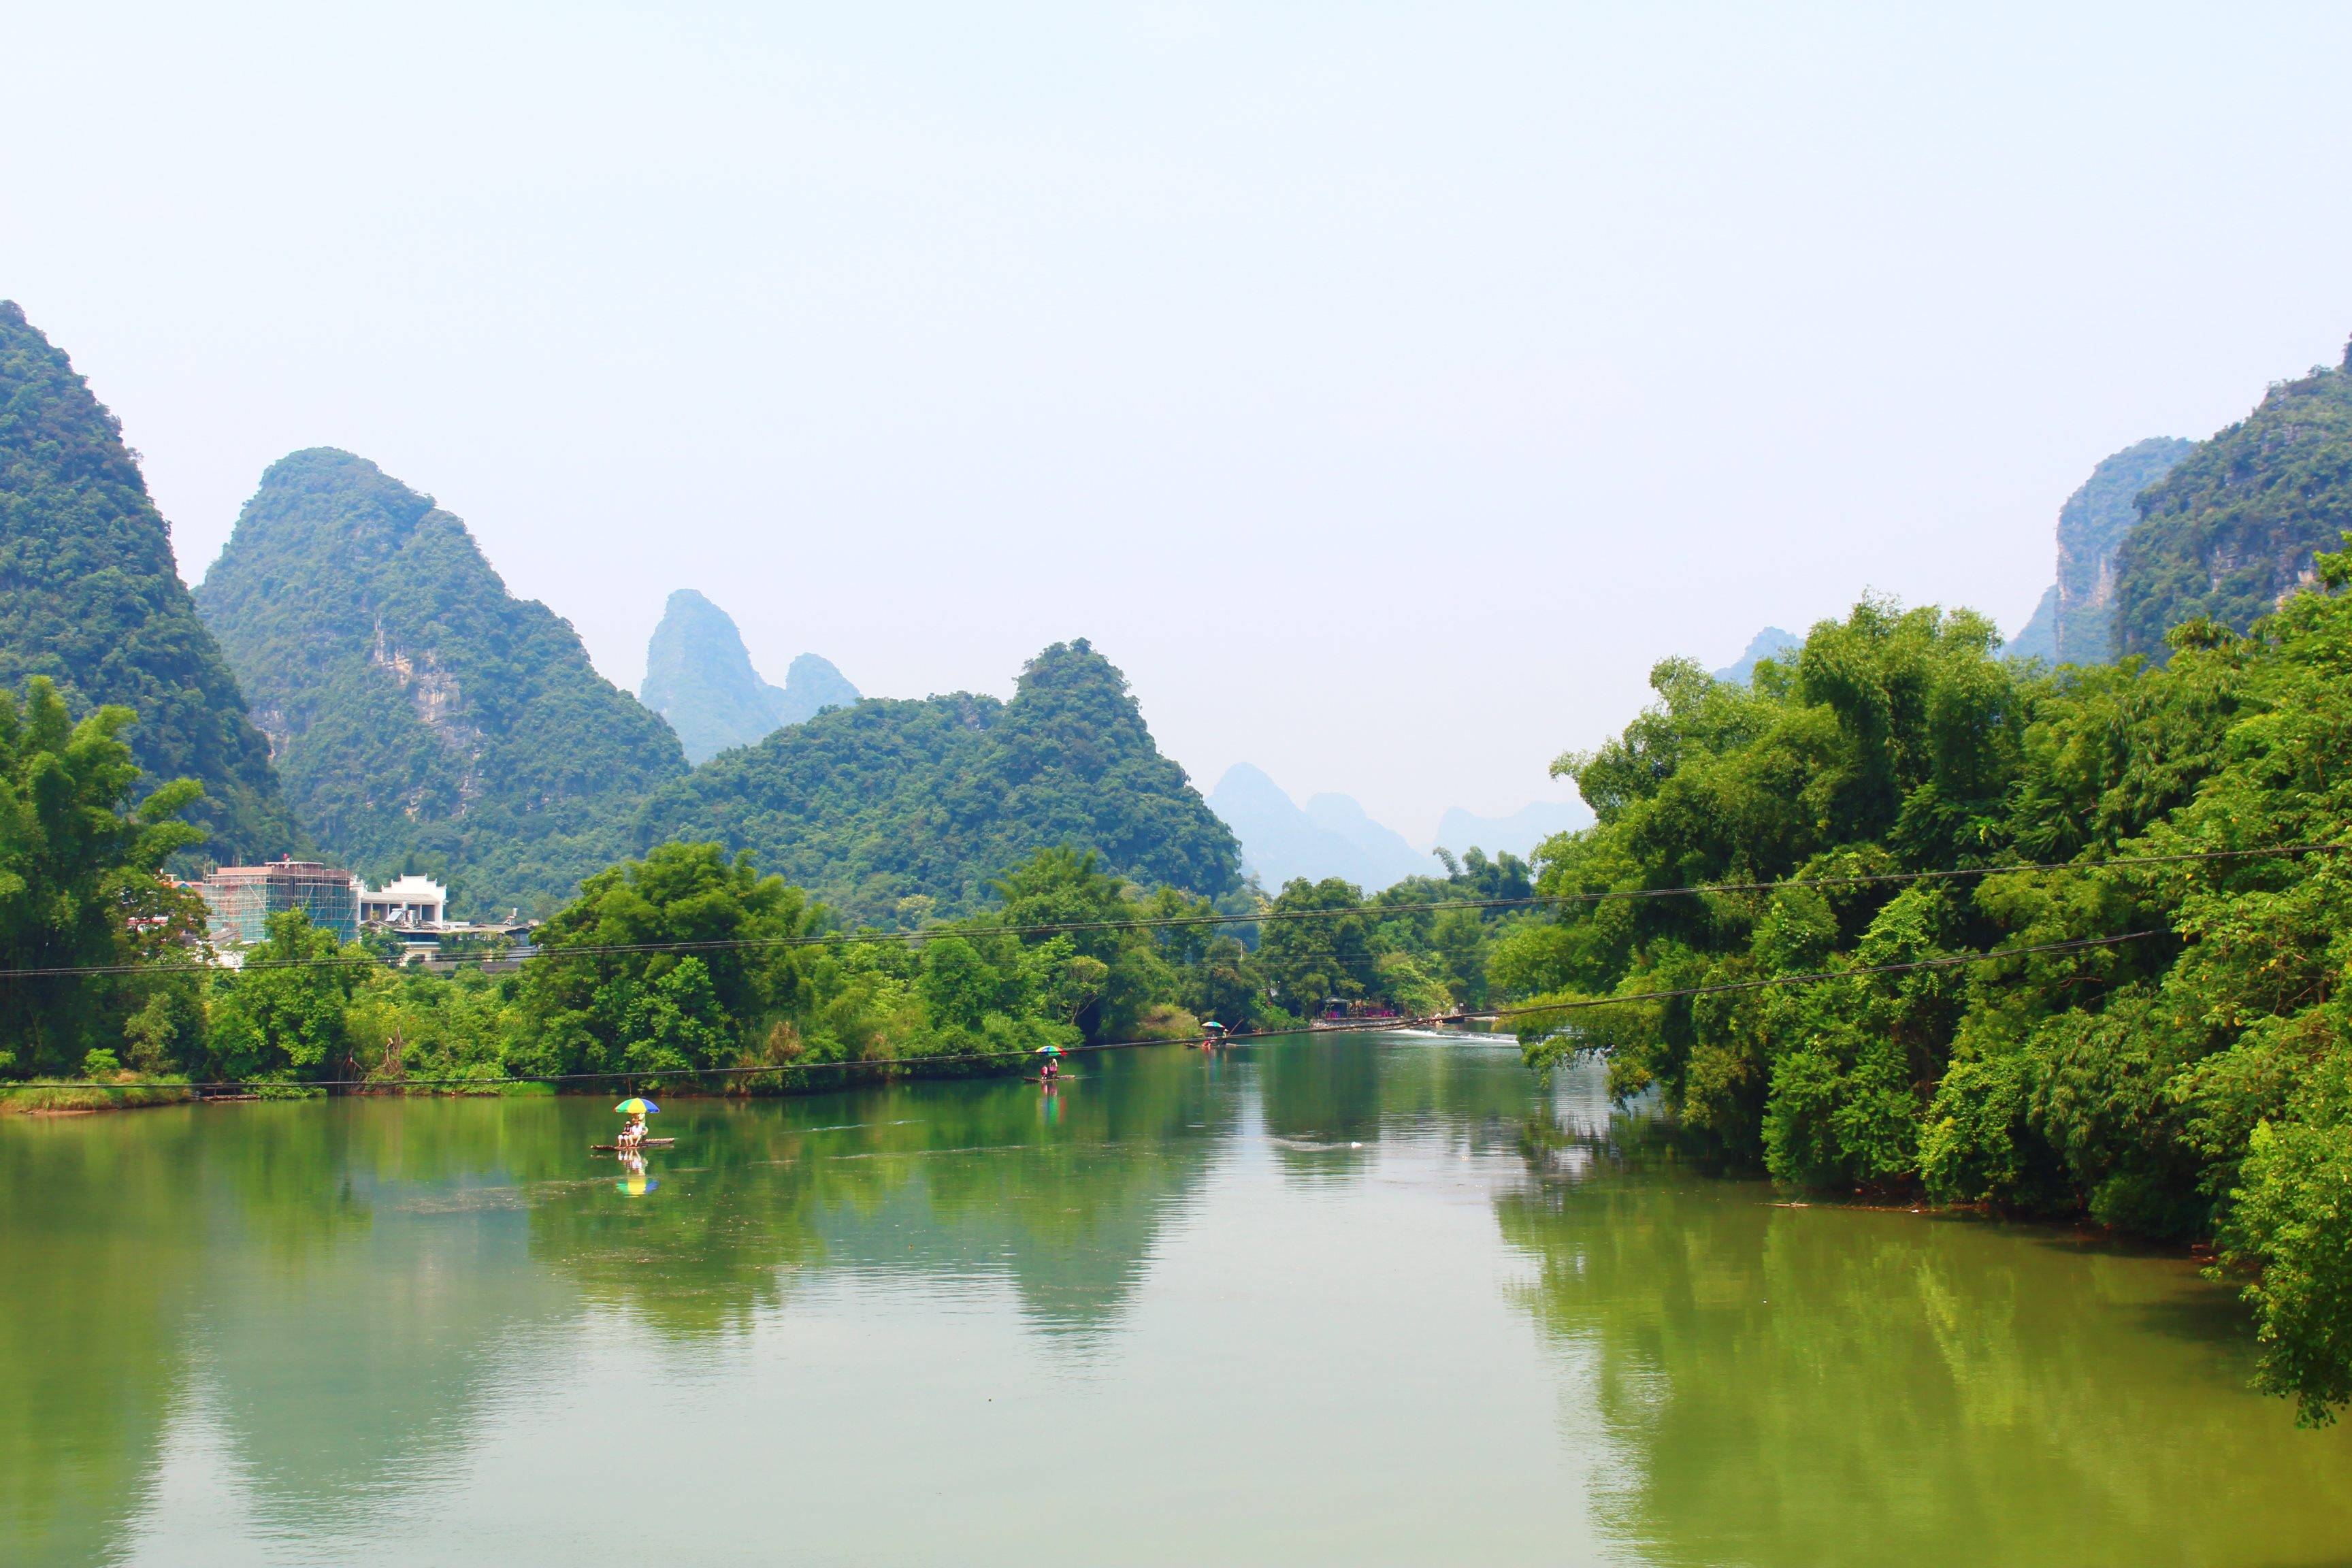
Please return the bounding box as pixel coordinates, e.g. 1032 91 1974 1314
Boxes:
0 679 208 1077
639 588 858 764
636 640 1244 925
193 449 688 915
1503 574 2352 1422
0 301 295 862
2117 344 2352 661
74 843 1247 1094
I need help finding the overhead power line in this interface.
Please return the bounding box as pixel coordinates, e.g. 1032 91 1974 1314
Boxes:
0 840 2328 981
43 929 2162 1094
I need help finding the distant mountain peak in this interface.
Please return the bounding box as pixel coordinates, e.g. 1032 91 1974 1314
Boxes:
2055 438 2195 664
1714 627 1800 685
1209 767 1427 892
1432 801 1590 860
641 590 858 765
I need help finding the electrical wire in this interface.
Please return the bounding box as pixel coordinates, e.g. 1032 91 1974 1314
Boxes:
46 928 2159 1094
1 838 2332 980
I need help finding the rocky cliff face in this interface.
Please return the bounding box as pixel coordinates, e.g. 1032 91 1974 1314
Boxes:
2053 437 2195 664
639 589 859 764
2115 342 2352 662
0 300 296 862
194 448 686 913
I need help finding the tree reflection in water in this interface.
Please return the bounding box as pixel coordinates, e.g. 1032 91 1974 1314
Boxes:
16 1039 2352 1567
527 1044 1239 1339
1496 1062 2352 1568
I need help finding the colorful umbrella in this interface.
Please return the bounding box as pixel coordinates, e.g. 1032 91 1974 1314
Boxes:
614 1097 659 1115
1034 1045 1063 1057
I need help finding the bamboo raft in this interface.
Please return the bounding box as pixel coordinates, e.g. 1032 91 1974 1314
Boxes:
591 1137 676 1152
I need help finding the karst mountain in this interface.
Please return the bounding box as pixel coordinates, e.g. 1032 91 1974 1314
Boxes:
193 449 687 913
0 301 295 862
636 638 1241 925
640 589 859 764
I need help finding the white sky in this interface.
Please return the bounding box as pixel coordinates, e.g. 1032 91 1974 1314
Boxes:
7 2 2351 842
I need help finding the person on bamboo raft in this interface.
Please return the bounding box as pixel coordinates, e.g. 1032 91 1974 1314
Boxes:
615 1097 657 1147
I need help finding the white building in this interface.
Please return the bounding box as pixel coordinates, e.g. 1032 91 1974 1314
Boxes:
357 874 449 929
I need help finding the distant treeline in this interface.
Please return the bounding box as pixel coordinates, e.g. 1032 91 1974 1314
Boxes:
0 672 1533 1099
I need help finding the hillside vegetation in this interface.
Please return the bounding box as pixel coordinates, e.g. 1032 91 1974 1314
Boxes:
194 449 686 913
636 640 1241 924
2117 344 2352 660
0 301 295 862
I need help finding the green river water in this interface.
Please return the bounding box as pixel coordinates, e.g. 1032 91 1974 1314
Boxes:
5 1032 2350 1566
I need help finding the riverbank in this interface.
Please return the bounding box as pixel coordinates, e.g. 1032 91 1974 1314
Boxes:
0 1078 195 1115
0 1049 1045 1113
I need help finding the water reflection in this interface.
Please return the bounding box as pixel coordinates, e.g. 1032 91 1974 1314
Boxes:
6 1038 2351 1566
1497 1066 2352 1568
0 1114 203 1565
526 1044 1236 1338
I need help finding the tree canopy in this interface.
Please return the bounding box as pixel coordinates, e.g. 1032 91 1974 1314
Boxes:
0 678 206 1077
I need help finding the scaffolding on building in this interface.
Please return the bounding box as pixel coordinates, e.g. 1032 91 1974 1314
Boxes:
199 860 360 946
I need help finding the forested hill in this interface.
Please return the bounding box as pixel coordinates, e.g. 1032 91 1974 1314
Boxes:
194 449 687 914
640 588 860 764
635 639 1241 924
0 301 295 862
2116 341 2352 659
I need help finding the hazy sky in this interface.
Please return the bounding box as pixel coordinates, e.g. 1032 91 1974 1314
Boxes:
9 3 2352 841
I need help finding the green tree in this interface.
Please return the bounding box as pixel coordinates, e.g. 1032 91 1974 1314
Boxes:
206 910 364 1083
0 678 205 1077
989 845 1170 1041
1256 878 1378 1018
519 841 819 1077
1495 557 2352 1421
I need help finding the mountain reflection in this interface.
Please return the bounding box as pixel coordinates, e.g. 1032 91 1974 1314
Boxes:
528 1047 1238 1338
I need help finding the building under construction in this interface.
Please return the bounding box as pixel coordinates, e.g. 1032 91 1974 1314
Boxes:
199 860 360 946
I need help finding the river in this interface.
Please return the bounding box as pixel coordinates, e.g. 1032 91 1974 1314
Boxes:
5 1032 2349 1566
